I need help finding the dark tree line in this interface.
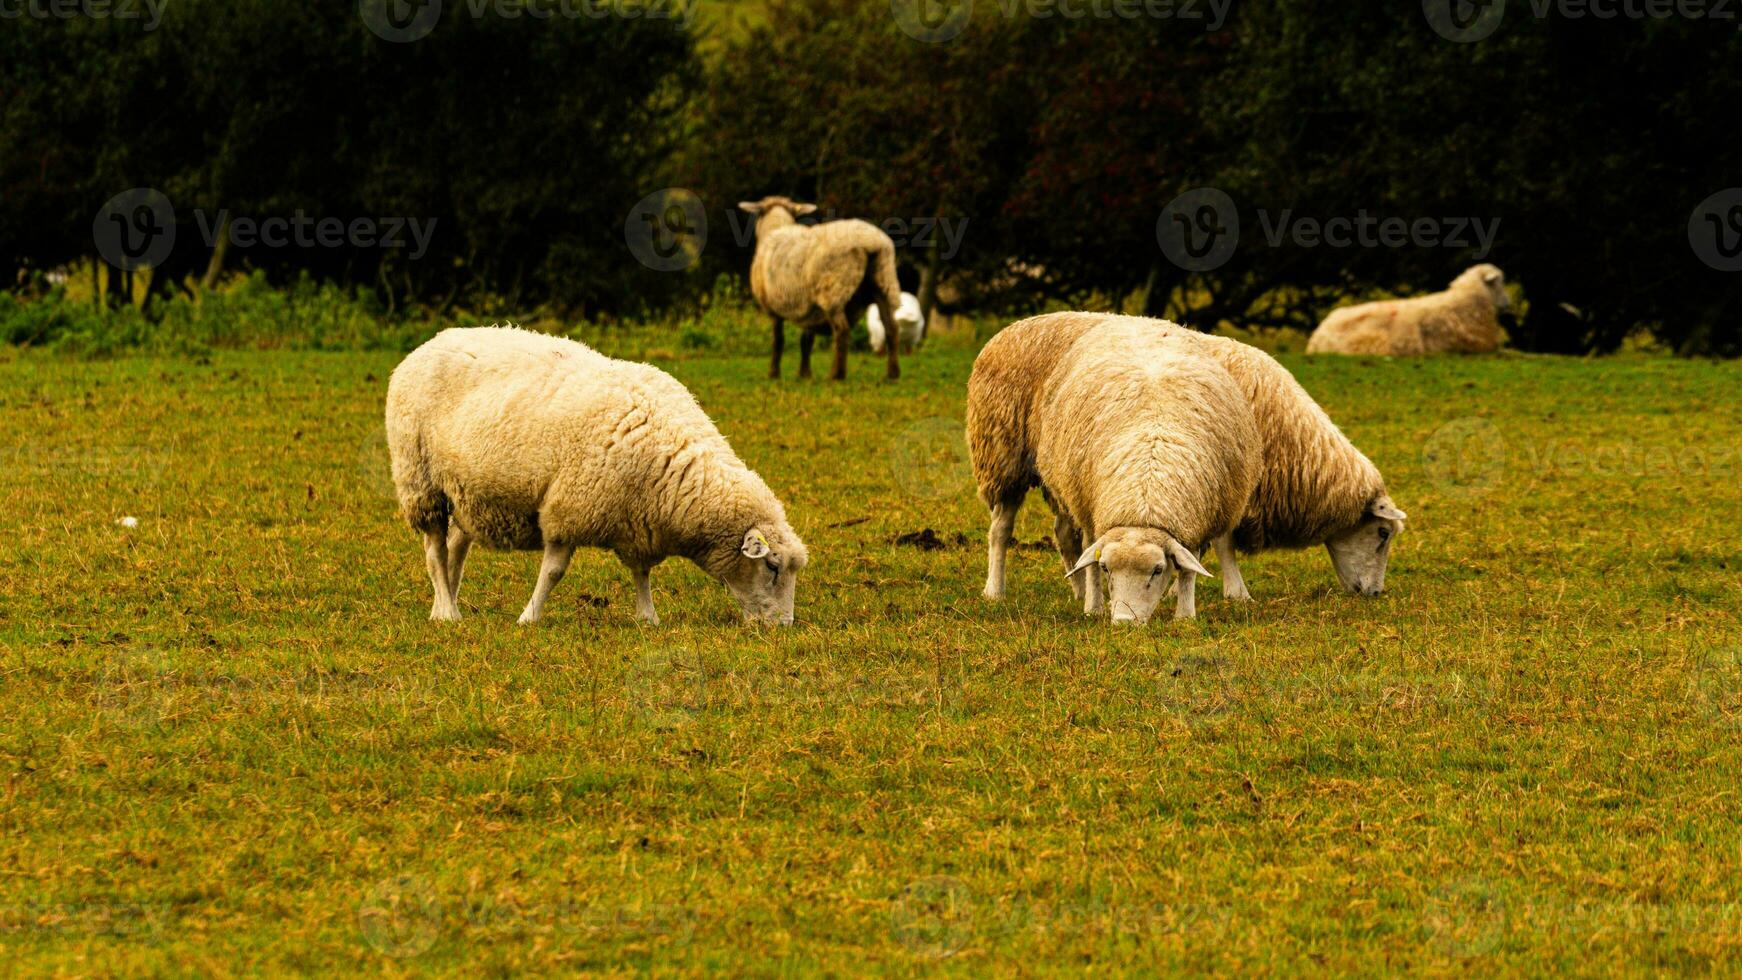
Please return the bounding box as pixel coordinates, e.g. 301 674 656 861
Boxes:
0 0 696 316
3 0 1739 353
686 0 1742 355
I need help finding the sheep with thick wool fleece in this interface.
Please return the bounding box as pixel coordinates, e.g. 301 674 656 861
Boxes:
740 196 903 381
968 313 1407 604
386 326 808 626
977 320 1261 622
1307 264 1511 356
866 291 926 354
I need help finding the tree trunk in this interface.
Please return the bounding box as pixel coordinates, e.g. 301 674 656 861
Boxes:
200 212 231 290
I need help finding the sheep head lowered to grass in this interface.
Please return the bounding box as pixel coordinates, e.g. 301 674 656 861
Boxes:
739 195 904 381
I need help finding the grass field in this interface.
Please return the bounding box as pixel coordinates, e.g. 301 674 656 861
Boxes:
2 330 1740 975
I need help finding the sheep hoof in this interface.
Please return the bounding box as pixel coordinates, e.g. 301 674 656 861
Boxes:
516 611 540 625
1225 588 1253 601
982 586 1004 601
431 607 462 623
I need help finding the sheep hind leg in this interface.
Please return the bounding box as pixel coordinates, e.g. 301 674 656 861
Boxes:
769 317 785 380
874 298 901 380
798 328 816 379
518 542 576 625
828 311 851 381
983 495 1022 600
423 521 460 622
1214 533 1251 601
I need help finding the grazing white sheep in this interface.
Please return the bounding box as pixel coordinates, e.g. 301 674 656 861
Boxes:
739 196 903 381
1307 264 1511 356
866 291 926 354
386 326 808 626
973 319 1261 622
969 313 1406 603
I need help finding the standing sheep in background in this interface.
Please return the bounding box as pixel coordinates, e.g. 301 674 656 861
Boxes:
739 196 903 381
972 320 1261 622
1307 264 1512 356
866 291 927 354
386 326 808 626
970 313 1407 604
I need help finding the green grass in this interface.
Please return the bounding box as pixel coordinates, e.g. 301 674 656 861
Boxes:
1 331 1740 975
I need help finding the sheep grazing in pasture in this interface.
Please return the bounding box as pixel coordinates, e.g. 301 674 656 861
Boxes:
969 313 1407 604
1307 264 1512 356
739 196 903 381
866 291 926 354
386 326 808 626
970 319 1261 622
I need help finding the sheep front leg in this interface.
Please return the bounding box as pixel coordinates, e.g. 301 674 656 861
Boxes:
423 524 460 622
1053 512 1086 602
828 311 851 381
1082 524 1106 616
518 542 576 625
798 328 816 380
769 317 785 380
1174 570 1198 620
983 497 1021 600
1214 532 1251 601
631 566 659 625
445 526 472 604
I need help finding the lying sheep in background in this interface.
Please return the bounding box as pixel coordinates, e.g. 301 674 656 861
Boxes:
866 291 926 354
740 196 903 381
386 326 807 626
970 319 1260 622
969 313 1406 603
1307 263 1511 356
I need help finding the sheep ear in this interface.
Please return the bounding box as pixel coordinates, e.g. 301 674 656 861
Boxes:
737 201 764 214
1167 541 1213 579
793 203 818 216
741 529 771 560
1482 269 1503 285
1370 499 1407 522
1066 538 1105 578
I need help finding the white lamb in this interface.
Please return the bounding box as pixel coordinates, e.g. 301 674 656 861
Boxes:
981 320 1261 622
866 291 926 354
385 326 808 626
